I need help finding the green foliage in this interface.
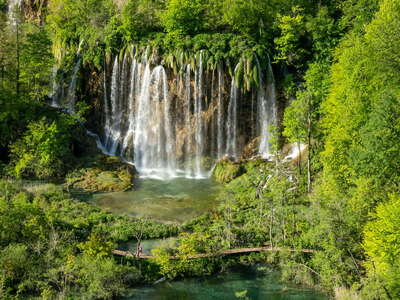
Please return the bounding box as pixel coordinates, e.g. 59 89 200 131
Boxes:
19 25 54 99
78 233 115 258
162 0 207 36
222 0 272 38
0 244 32 295
321 0 400 198
305 7 341 61
363 195 400 299
47 0 117 65
0 0 398 296
73 254 137 299
338 0 379 33
212 160 244 184
152 232 220 279
283 97 307 144
0 0 6 10
120 0 163 42
9 116 77 179
0 180 175 297
295 2 400 292
274 6 308 68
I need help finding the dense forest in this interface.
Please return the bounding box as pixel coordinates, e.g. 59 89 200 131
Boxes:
0 0 399 299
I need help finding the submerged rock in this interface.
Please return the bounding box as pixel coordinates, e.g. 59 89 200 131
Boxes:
65 154 135 192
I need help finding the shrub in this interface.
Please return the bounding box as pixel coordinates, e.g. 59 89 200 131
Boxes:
9 116 77 180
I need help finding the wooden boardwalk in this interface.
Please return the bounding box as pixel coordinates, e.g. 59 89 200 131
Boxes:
112 246 316 260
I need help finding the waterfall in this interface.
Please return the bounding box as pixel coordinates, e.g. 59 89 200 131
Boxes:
217 65 225 159
160 67 177 176
258 57 277 159
184 64 192 176
132 64 177 179
133 61 151 174
7 0 22 26
121 58 138 158
104 56 121 154
194 52 205 178
98 53 277 180
49 66 60 107
66 58 81 113
226 76 239 158
210 69 216 157
103 63 111 154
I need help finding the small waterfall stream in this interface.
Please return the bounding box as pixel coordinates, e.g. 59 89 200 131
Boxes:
226 76 239 159
257 57 277 159
184 64 192 176
7 0 23 26
66 58 81 113
194 52 205 178
217 65 225 160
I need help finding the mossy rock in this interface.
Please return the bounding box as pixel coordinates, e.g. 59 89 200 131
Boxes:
66 155 135 193
212 160 245 184
242 159 273 174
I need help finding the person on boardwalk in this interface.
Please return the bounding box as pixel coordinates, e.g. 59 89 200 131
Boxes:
136 245 143 257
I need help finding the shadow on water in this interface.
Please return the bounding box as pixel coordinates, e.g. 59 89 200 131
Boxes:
124 266 327 300
90 177 222 224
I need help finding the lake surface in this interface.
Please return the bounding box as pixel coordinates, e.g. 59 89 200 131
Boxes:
91 178 221 223
124 267 327 300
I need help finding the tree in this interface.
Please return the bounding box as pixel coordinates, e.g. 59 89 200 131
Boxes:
9 117 77 179
364 195 400 299
222 0 271 38
161 0 206 36
274 6 308 69
283 61 330 192
19 25 53 99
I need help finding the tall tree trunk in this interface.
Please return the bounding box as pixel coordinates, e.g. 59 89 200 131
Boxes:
297 141 301 175
307 95 312 193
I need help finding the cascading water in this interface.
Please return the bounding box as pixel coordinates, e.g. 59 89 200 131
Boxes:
131 64 178 179
121 58 138 157
49 66 60 107
66 58 81 113
257 57 277 159
194 52 205 178
184 64 192 176
226 76 239 158
98 53 277 179
217 65 225 159
107 56 122 154
7 0 22 26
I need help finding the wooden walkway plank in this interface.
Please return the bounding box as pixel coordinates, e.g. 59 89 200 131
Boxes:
112 246 317 260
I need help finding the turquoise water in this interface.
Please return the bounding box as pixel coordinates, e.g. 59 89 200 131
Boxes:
91 178 221 224
124 267 327 300
93 178 326 299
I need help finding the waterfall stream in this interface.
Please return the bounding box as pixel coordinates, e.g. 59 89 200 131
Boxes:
226 77 239 159
194 52 205 178
7 0 23 26
65 58 81 113
257 57 277 159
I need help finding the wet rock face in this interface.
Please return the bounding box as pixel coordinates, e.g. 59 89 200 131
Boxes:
65 154 136 192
